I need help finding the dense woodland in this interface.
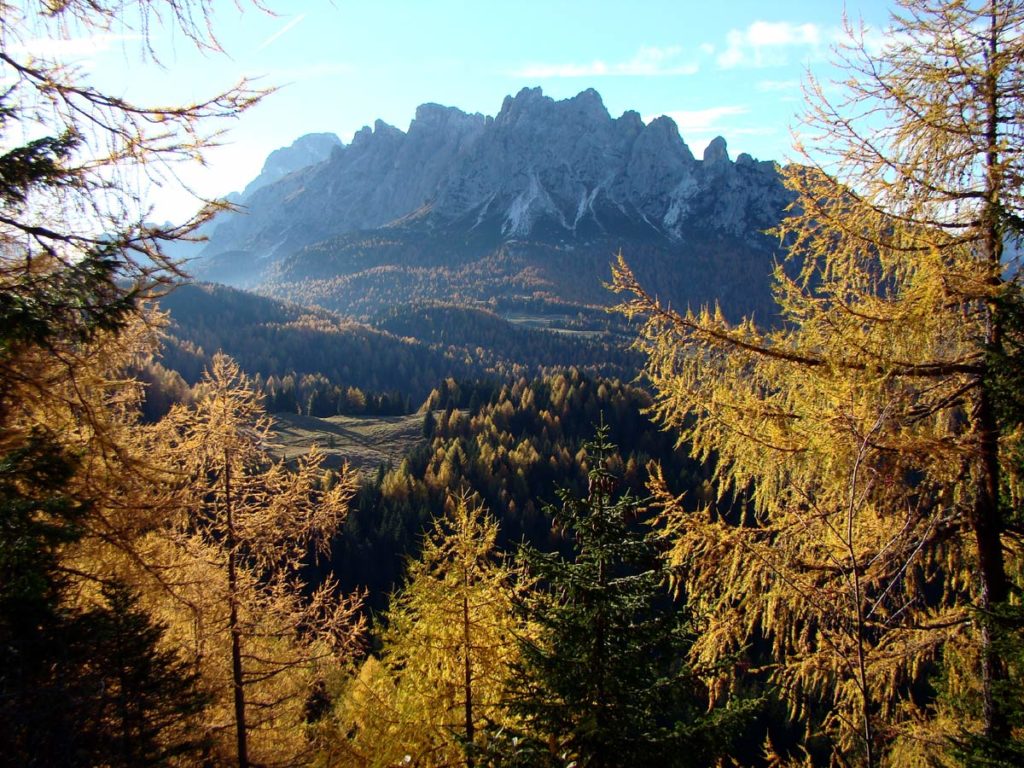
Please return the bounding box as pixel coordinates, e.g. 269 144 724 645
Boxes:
327 371 706 610
151 282 640 412
261 230 783 324
3 1 1024 767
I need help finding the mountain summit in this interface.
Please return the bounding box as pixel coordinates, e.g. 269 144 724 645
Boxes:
193 88 792 320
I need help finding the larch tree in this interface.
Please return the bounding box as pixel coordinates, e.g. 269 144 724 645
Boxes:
0 428 210 767
158 353 364 768
1 0 267 575
1 0 265 406
335 491 523 768
611 0 1024 764
0 3 274 763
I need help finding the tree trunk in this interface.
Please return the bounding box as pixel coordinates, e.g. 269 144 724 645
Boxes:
225 457 250 768
462 591 474 768
976 2 1011 738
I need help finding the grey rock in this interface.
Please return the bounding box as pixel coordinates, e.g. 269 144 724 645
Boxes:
241 132 342 199
703 135 730 166
193 87 791 285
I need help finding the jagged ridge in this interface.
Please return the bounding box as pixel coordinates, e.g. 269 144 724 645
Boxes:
193 87 793 321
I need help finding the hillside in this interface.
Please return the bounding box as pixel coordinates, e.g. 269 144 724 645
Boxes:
268 411 429 475
154 282 642 404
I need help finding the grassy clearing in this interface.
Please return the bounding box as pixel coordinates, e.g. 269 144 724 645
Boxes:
268 411 427 475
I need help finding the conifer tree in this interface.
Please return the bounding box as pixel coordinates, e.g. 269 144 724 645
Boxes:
77 583 212 767
0 435 96 766
612 0 1024 762
1 2 265 452
0 437 209 767
160 353 364 768
499 425 753 768
335 492 522 768
0 4 285 765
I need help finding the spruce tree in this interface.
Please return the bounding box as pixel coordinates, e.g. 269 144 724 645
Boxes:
83 583 211 768
0 4 269 766
0 437 209 767
498 424 753 768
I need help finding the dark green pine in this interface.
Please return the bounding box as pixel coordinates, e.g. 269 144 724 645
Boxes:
494 423 756 768
0 437 209 767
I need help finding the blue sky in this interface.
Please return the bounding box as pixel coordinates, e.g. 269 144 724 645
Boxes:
65 0 896 220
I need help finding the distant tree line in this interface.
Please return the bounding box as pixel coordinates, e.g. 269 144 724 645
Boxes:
152 283 641 415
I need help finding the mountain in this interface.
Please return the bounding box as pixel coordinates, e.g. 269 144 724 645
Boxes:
239 132 342 199
161 132 342 270
192 87 793 321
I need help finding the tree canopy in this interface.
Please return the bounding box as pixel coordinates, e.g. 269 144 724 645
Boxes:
0 3 283 766
612 0 1024 764
499 426 755 767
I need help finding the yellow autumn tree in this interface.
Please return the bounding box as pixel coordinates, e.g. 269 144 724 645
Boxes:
334 492 523 768
612 1 1024 765
1 0 267 583
0 3 281 763
157 353 364 768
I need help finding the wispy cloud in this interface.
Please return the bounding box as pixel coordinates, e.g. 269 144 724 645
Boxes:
648 105 749 134
258 13 307 51
10 33 141 60
513 45 698 78
717 21 825 69
756 78 800 92
858 26 915 57
643 105 765 155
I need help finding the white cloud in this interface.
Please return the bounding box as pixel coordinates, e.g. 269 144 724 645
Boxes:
858 26 916 57
717 21 825 69
648 105 749 134
513 45 698 78
10 33 141 61
643 106 769 157
257 13 307 52
750 20 820 47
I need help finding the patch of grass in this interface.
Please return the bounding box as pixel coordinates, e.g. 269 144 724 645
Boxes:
268 411 427 475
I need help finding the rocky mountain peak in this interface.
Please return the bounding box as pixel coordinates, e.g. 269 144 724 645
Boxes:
195 87 792 288
493 86 613 132
495 86 547 125
349 124 373 148
703 135 730 165
568 87 610 122
240 131 341 199
640 115 695 163
615 110 646 140
412 102 485 131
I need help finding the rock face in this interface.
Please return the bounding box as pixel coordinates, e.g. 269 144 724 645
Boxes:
428 88 784 243
198 89 786 262
241 132 342 198
193 87 793 317
159 132 341 273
